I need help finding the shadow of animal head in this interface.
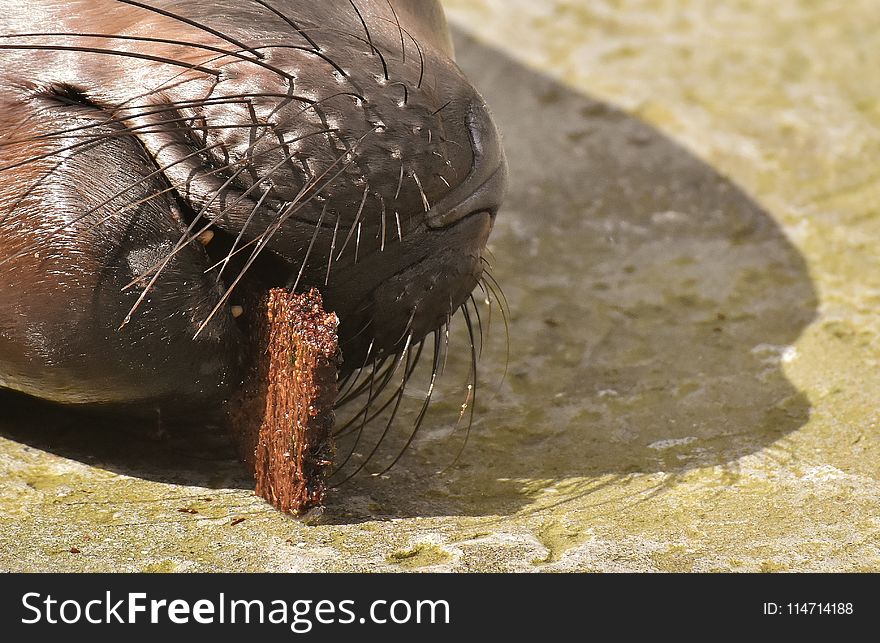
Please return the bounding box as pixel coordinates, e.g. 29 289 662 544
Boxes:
329 29 817 519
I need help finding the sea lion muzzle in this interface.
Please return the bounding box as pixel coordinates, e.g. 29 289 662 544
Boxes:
0 0 507 416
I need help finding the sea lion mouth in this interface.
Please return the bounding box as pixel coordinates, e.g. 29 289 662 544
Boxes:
425 161 507 229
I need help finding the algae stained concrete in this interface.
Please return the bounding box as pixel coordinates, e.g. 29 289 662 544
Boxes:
1 1 878 571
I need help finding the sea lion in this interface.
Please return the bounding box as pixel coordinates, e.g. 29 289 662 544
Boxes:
0 0 507 421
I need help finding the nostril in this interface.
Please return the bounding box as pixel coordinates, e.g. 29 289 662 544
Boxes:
465 98 505 179
425 98 508 229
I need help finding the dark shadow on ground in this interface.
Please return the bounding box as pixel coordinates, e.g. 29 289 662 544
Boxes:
0 29 817 522
325 30 818 520
0 390 251 491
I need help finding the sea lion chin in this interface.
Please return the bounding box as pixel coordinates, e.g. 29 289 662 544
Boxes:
0 0 507 415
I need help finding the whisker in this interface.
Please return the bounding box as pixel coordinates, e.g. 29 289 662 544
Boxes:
445 304 479 471
394 162 405 200
0 43 219 76
191 127 379 336
476 280 493 340
432 101 452 117
393 82 408 106
391 307 417 349
469 293 485 359
1 138 234 270
290 200 328 292
384 0 405 63
412 171 430 212
116 0 266 60
324 210 341 285
229 125 366 246
374 17 426 88
347 0 376 55
131 140 327 327
331 357 379 475
0 111 226 174
346 0 389 80
120 162 253 291
342 349 424 433
336 354 400 409
375 330 441 475
217 187 273 282
336 343 417 482
121 172 272 327
336 334 413 438
251 0 321 51
481 264 511 320
379 195 387 251
0 32 293 81
294 25 391 81
440 316 452 377
0 97 255 147
335 340 375 403
335 184 369 260
334 335 430 482
131 125 339 289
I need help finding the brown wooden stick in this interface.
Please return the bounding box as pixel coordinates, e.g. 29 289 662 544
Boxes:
226 288 339 516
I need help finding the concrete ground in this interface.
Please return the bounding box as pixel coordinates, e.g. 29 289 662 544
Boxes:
1 0 878 571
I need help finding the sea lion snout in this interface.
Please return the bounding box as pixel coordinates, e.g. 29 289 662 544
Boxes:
152 0 509 363
0 0 506 411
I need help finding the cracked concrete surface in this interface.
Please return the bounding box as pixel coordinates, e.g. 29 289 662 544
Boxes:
1 0 878 572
